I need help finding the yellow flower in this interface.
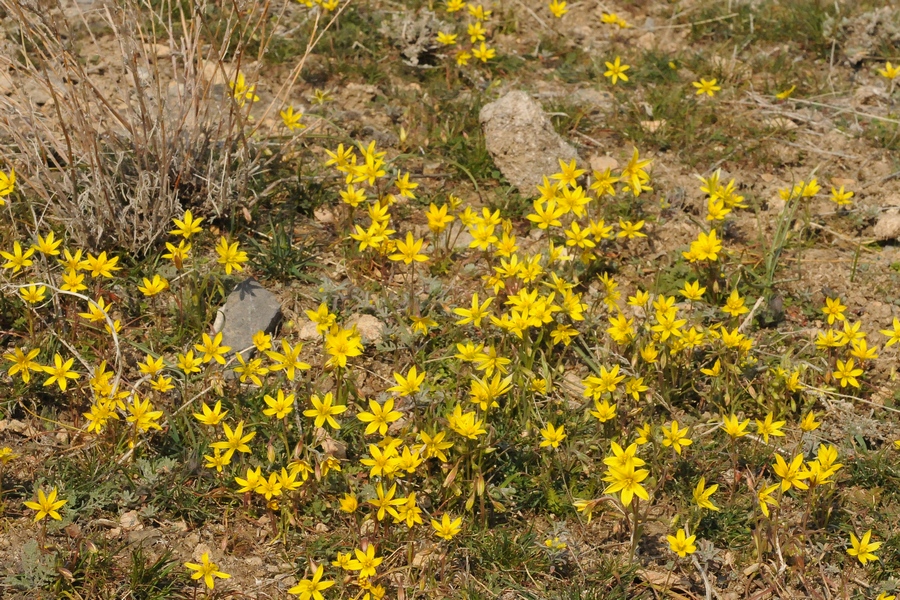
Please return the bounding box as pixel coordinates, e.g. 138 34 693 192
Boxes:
426 203 455 234
211 421 256 457
288 564 334 599
324 325 363 369
661 421 692 454
799 411 821 432
821 297 846 324
229 71 259 107
193 400 228 426
617 219 645 238
138 274 169 296
387 365 426 397
692 477 719 511
877 61 900 80
754 412 786 443
389 232 428 264
667 529 697 557
262 389 295 419
721 414 750 438
447 404 486 439
432 513 463 540
539 422 566 448
303 392 347 429
847 530 881 565
1 241 35 275
721 289 749 317
467 3 491 19
194 332 231 365
548 0 567 17
234 467 262 493
170 210 204 238
339 493 358 513
184 552 231 589
356 398 403 436
680 281 706 301
471 42 495 63
60 269 87 293
604 464 649 506
84 251 120 278
775 85 796 99
772 453 810 492
0 167 15 200
265 339 311 380
162 240 191 270
410 314 437 335
395 172 419 199
757 483 779 517
604 56 630 84
454 293 494 327
280 106 305 131
347 545 383 579
467 21 486 42
215 237 248 274
177 350 203 375
42 353 80 392
20 284 47 304
24 487 67 521
0 446 18 465
830 185 854 206
693 78 721 96
203 448 232 472
33 231 62 256
4 347 42 383
436 31 457 45
589 399 617 423
126 395 164 433
833 358 863 388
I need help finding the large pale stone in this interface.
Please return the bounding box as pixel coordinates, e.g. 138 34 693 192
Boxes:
479 91 581 193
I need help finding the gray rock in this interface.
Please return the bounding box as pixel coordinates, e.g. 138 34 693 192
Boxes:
873 209 900 241
479 91 581 193
213 278 282 360
570 88 614 113
346 313 384 345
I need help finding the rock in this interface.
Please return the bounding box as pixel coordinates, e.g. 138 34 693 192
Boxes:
447 222 474 249
298 320 321 341
127 528 161 544
193 543 212 561
640 119 666 133
346 313 384 345
378 12 441 68
479 91 581 193
120 510 140 529
0 419 30 434
143 43 171 58
341 83 378 112
23 79 52 106
213 278 283 361
873 210 900 241
569 88 614 113
590 155 619 172
359 125 399 147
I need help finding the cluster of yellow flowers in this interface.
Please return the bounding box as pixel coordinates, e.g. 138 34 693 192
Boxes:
436 1 496 66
